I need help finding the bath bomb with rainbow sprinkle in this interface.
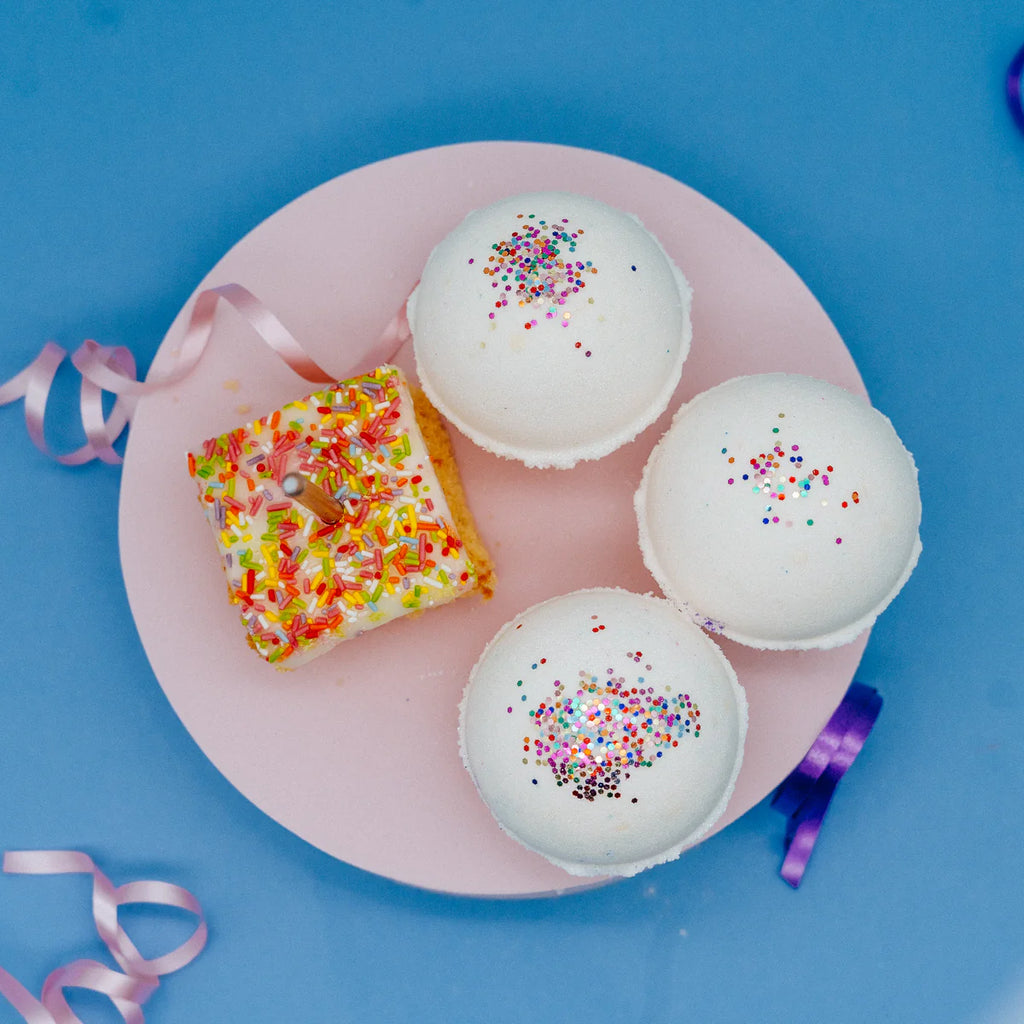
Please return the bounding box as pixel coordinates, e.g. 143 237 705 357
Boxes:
635 373 922 650
408 192 692 469
459 588 747 877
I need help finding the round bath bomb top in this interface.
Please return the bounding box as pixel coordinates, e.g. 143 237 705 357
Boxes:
459 588 747 877
409 192 692 469
636 373 922 650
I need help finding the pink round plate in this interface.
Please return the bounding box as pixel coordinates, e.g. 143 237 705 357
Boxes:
119 142 868 896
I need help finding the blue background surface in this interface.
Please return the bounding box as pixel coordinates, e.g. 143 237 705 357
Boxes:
2 2 1022 1021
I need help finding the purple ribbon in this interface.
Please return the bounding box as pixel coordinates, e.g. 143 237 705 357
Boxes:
0 851 206 1023
771 681 882 888
1008 42 1024 134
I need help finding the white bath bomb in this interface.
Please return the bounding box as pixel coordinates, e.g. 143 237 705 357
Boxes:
459 588 747 877
409 192 692 469
636 373 922 650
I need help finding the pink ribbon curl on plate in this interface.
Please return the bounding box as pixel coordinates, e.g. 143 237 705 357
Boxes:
0 850 206 1024
0 282 412 467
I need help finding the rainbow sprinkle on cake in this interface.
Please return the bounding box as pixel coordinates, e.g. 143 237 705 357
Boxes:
187 365 479 667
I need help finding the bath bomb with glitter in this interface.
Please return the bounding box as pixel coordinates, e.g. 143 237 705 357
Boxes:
459 588 747 877
635 373 922 651
187 364 493 668
408 192 692 469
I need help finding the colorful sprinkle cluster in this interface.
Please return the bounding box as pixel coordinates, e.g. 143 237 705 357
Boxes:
522 654 701 802
722 414 860 544
187 366 476 665
473 211 597 335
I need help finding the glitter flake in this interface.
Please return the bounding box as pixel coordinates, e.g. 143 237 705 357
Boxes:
722 417 860 544
524 654 701 802
478 212 598 346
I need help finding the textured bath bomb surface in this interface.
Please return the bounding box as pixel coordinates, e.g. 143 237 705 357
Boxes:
636 373 922 650
459 588 747 877
409 191 692 469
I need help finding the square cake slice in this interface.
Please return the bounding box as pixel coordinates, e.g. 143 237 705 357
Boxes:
187 364 492 668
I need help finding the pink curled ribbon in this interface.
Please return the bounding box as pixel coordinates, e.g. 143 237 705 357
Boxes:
771 681 883 888
0 851 206 1023
0 283 344 466
1008 42 1024 134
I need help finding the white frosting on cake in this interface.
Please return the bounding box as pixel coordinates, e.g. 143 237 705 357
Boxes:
636 373 923 650
459 588 747 877
409 192 692 469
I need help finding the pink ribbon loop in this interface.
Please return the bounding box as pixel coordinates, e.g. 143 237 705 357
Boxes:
0 851 206 1024
2 282 339 466
0 342 136 466
0 968 53 1024
41 961 156 1024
